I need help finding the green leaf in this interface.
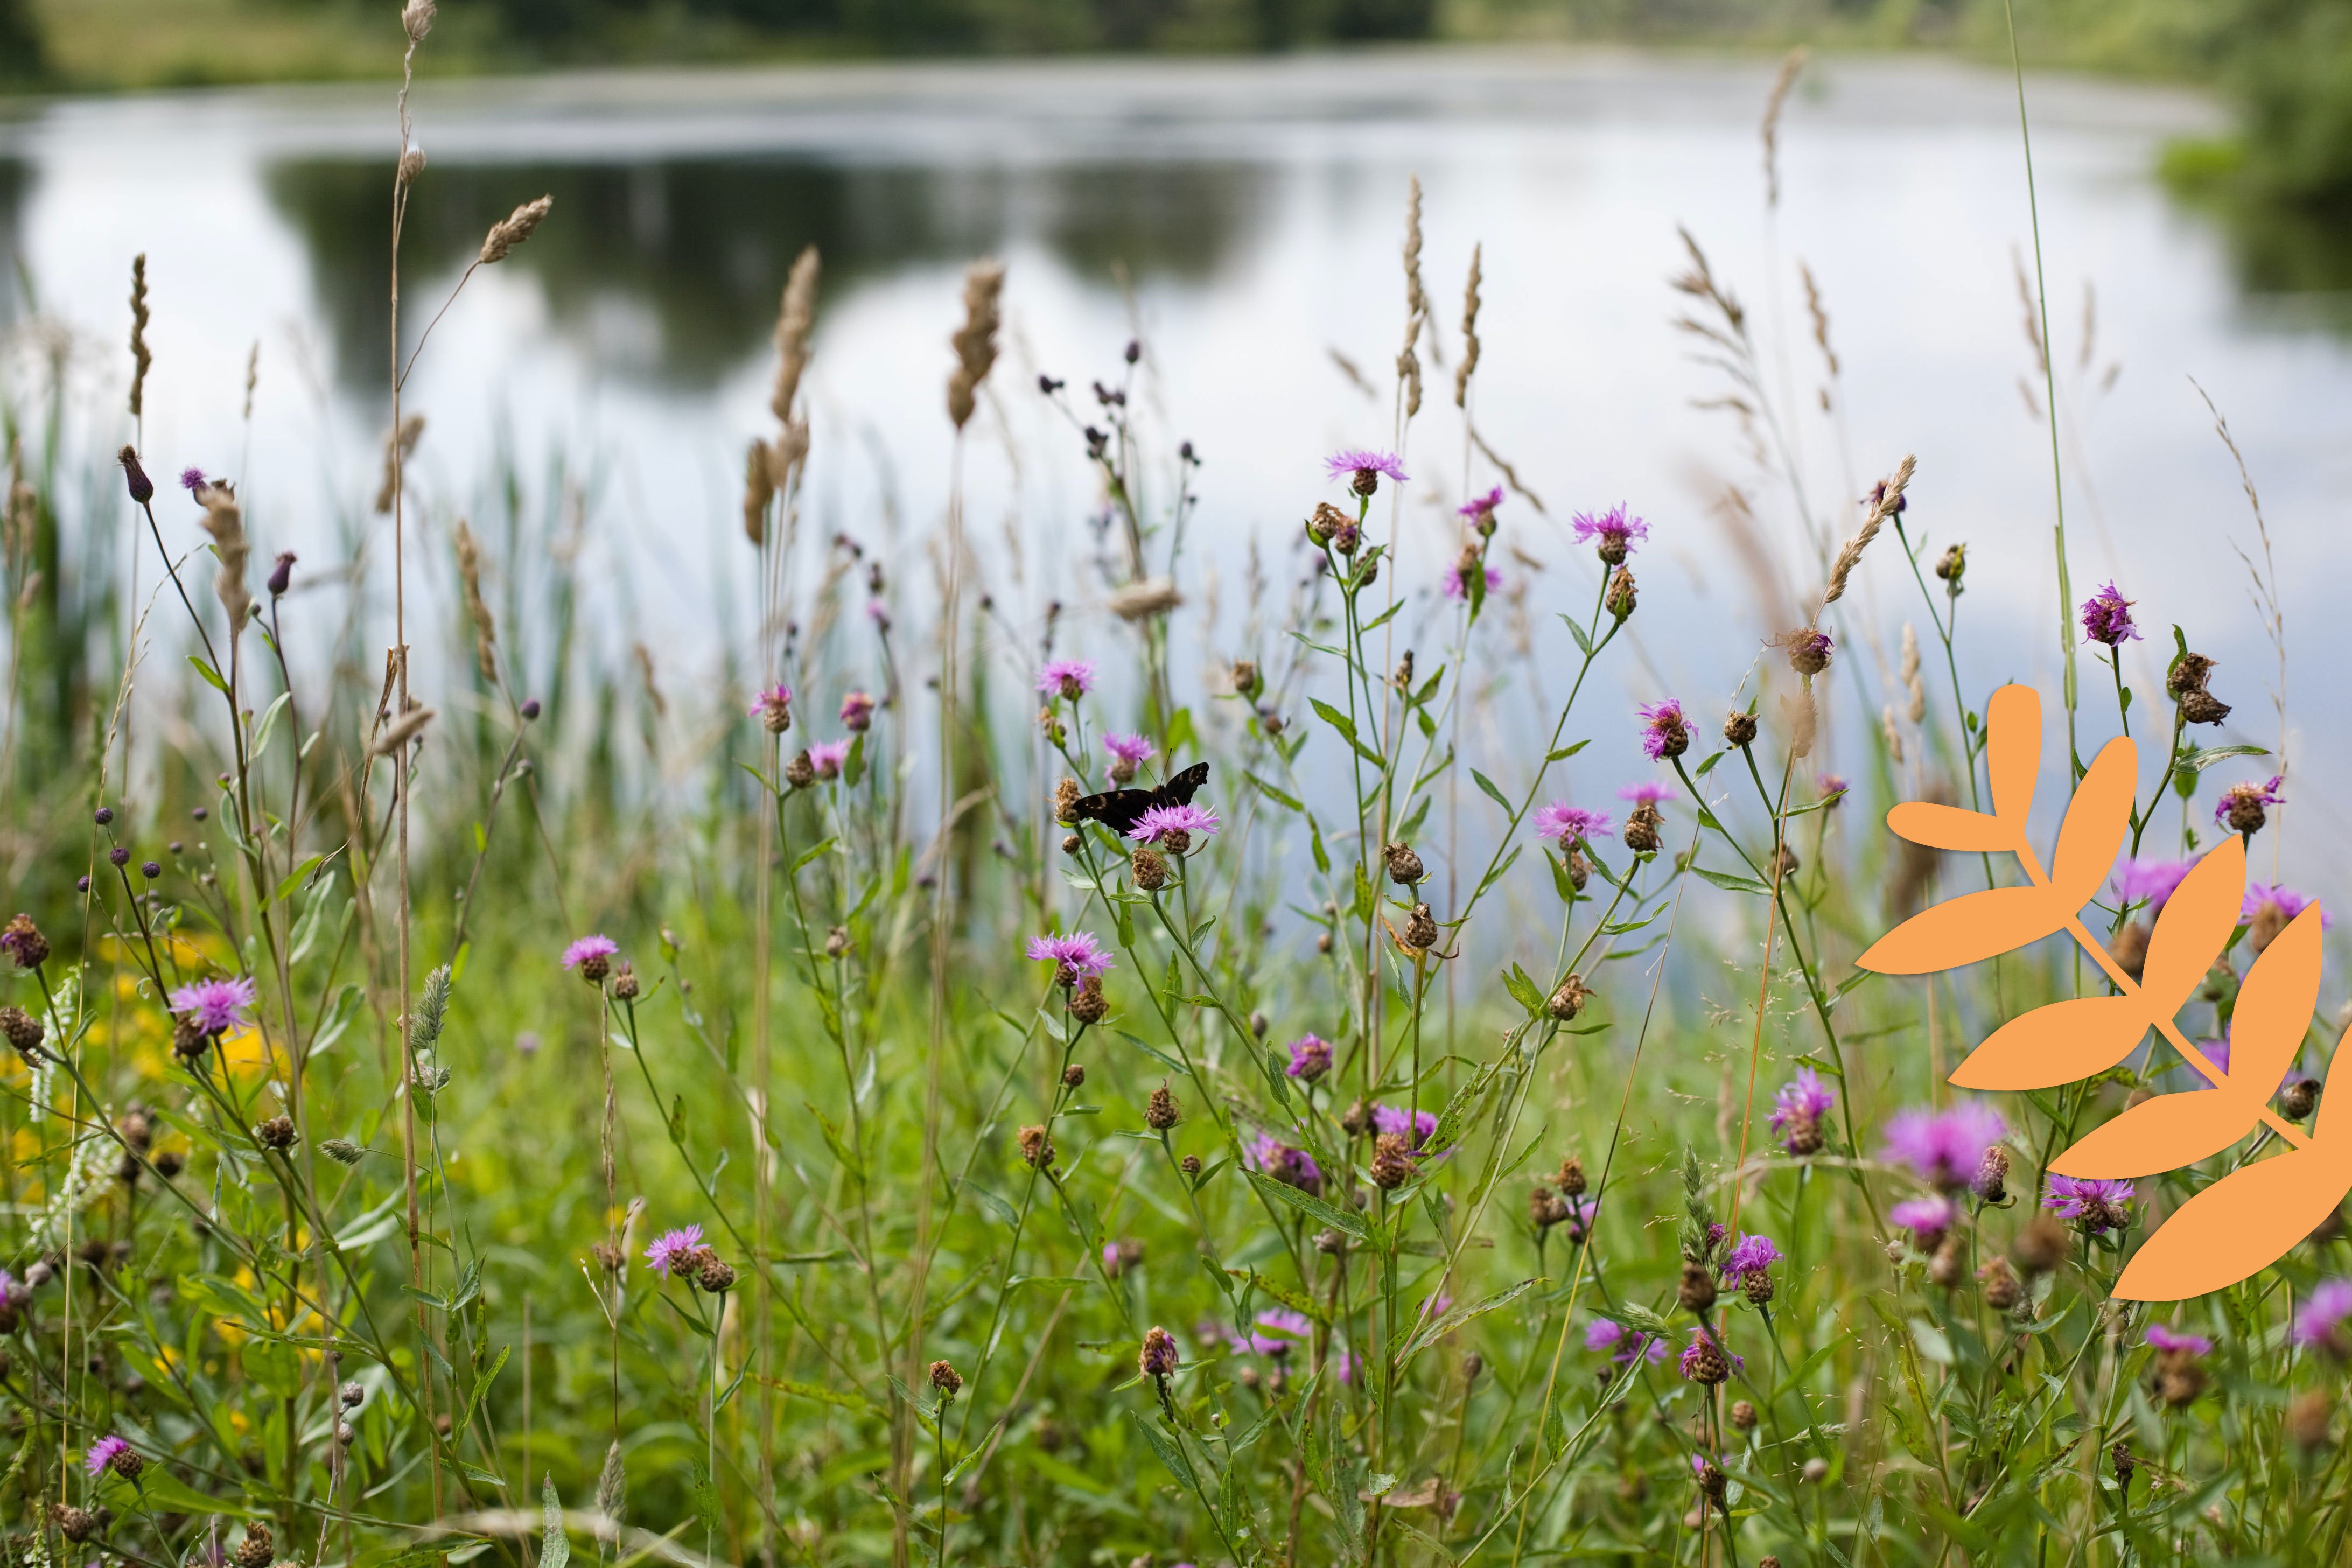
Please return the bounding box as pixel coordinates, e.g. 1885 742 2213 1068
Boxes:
1244 772 1303 813
270 852 326 906
1561 614 1593 657
1398 1277 1542 1361
1502 964 1544 1015
187 654 230 695
2176 743 2269 774
1133 1413 1197 1489
541 1473 572 1568
1244 1168 1367 1240
1470 769 1512 812
1695 866 1773 897
1546 739 1588 762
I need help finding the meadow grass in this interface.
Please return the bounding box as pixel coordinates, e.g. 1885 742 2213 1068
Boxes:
1 22 2349 1568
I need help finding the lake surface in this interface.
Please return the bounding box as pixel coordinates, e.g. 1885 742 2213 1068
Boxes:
3 49 2349 893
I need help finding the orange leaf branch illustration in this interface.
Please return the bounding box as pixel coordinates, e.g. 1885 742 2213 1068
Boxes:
1860 681 2348 1301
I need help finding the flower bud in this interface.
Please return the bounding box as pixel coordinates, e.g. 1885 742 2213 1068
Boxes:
1605 566 1637 621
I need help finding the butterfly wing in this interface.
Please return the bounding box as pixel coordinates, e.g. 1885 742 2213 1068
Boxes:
1073 788 1158 835
1161 762 1210 806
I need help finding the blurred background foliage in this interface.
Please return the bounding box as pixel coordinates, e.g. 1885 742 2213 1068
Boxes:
2 0 2348 242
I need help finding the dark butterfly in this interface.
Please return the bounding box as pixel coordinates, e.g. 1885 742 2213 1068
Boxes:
1072 762 1210 837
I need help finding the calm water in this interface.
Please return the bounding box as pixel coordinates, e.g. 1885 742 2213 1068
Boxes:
3 50 2349 890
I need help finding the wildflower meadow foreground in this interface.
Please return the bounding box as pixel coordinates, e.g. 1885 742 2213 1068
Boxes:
3 14 2350 1568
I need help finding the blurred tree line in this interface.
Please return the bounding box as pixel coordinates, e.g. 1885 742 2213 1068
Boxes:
466 0 1429 52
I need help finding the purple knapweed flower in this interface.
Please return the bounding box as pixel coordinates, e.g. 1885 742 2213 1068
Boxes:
1889 1196 1956 1249
1128 803 1220 845
1534 802 1612 844
1285 1034 1333 1081
1616 781 1677 806
2244 882 2331 929
1331 1348 1358 1384
2110 857 2194 912
1458 487 1503 521
1027 931 1114 987
179 468 207 495
1769 1068 1837 1152
809 739 851 780
2080 582 2141 647
1443 561 1501 601
1882 1102 2007 1189
560 935 619 973
1817 774 1850 804
84 1436 131 1478
2292 1279 2352 1354
1584 1319 1668 1367
2189 1031 2231 1086
2045 1175 2133 1233
1721 1234 1782 1285
2144 1324 2212 1357
1104 732 1156 767
1637 700 1689 762
1229 1307 1312 1358
1325 449 1408 492
1374 1104 1437 1147
1560 1195 1598 1244
1570 504 1648 561
839 691 876 731
1677 1328 1743 1381
1036 660 1096 701
747 682 792 719
2215 776 2286 830
1248 1135 1323 1195
644 1224 705 1276
167 975 258 1035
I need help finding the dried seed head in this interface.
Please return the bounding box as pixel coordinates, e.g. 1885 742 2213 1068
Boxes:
1018 1125 1054 1169
480 195 554 266
1730 1399 1758 1431
1383 841 1426 886
195 480 253 634
610 963 640 1003
1145 1082 1180 1131
1565 848 1592 892
740 440 775 546
946 260 1005 431
2283 1077 2320 1122
1928 1234 1964 1289
1370 1132 1416 1191
58 1507 99 1544
2179 689 2231 725
234 1524 276 1568
1231 659 1261 697
2013 1213 2068 1275
1623 801 1663 856
1306 501 1350 547
1529 1185 1569 1228
825 926 853 960
1341 1099 1373 1138
1605 566 1637 621
1179 1153 1202 1177
2112 920 2151 980
1131 847 1167 892
1069 976 1108 1025
1391 650 1415 691
1723 709 1758 748
694 1254 737 1293
770 244 821 424
929 1359 963 1401
1401 902 1439 953
1054 777 1081 825
1545 975 1592 1021
785 751 816 790
1978 1256 2021 1312
1677 1261 1717 1314
255 1115 297 1151
1934 542 1966 591
2290 1389 2333 1450
402 0 435 41
454 519 499 683
0 1006 42 1058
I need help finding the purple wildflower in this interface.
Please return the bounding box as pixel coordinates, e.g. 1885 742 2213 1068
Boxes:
2110 857 2194 911
1769 1068 1836 1145
83 1436 131 1478
560 935 619 973
1570 504 1649 560
2080 582 2141 647
1534 802 1612 844
1677 1328 1744 1380
1127 803 1220 845
1889 1196 1956 1248
1285 1034 1333 1081
1324 449 1408 490
1332 1349 1358 1384
644 1224 705 1276
1721 1234 1782 1285
2188 1032 2231 1086
1036 660 1096 701
1248 1135 1324 1195
747 682 792 719
1637 700 1689 762
865 600 892 631
1027 931 1114 987
1458 487 1503 521
1817 774 1850 804
839 690 876 731
1443 561 1501 601
809 739 851 779
2244 881 2332 929
1616 781 1677 805
2292 1279 2352 1352
2045 1175 2134 1233
1374 1104 1437 1147
2144 1324 2212 1357
1228 1307 1312 1358
1560 1194 1598 1244
179 468 207 495
167 975 258 1035
2214 776 2286 830
1584 1319 1668 1367
1104 732 1156 767
1882 1102 2007 1189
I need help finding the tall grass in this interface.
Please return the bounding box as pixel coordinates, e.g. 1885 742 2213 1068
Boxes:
0 31 2347 1568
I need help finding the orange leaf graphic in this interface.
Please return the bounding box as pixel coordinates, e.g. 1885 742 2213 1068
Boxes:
2050 1086 2253 1180
1854 886 2058 976
2111 1136 2352 1301
2228 902 2325 1093
1949 995 2146 1091
1985 684 2041 828
2137 839 2245 1019
1886 800 2011 853
2049 737 2136 906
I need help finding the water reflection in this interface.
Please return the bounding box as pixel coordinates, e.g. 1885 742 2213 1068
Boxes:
265 155 1268 389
